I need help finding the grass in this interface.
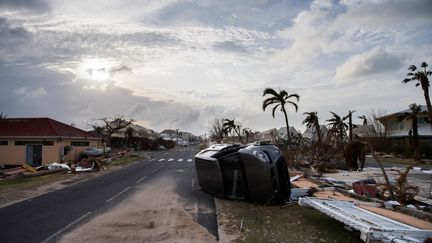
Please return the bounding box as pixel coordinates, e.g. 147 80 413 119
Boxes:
218 199 363 243
109 155 140 166
0 172 70 194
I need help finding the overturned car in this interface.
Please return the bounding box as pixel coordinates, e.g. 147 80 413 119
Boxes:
194 143 291 204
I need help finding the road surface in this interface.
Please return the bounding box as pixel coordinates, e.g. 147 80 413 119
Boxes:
0 147 217 243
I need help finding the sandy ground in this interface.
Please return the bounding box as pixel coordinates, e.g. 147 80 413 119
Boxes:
59 175 217 243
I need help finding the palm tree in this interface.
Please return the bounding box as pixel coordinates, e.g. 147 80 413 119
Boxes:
302 112 322 146
358 115 368 125
223 118 243 144
399 103 421 161
326 112 348 144
262 88 300 148
243 128 252 144
402 62 432 131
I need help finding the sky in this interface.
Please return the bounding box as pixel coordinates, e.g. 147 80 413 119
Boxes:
0 0 431 135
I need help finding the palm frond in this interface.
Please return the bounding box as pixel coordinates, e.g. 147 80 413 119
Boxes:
263 88 278 97
408 65 417 71
288 93 300 102
271 104 280 118
288 101 298 112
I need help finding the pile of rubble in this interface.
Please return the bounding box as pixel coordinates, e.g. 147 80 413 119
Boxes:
289 167 432 242
0 148 137 180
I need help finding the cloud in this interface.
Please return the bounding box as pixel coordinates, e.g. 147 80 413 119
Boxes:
0 18 32 60
213 41 249 54
128 103 148 117
109 65 132 74
14 86 47 98
0 0 49 12
335 47 404 81
271 0 432 73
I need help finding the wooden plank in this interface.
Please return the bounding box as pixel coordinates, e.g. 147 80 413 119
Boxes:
291 178 319 189
359 205 432 230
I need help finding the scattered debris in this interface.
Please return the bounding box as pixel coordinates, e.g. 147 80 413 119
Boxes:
299 197 432 242
352 179 377 198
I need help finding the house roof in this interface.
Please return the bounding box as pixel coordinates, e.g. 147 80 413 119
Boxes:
377 105 429 120
0 118 100 138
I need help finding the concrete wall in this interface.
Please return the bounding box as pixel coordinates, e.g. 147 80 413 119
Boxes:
0 138 101 165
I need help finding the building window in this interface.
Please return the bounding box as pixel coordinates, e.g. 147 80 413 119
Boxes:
71 141 90 146
399 122 404 130
390 120 399 131
15 141 54 146
418 117 430 124
0 141 8 145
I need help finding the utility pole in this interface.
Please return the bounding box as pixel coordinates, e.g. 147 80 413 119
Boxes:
176 129 179 147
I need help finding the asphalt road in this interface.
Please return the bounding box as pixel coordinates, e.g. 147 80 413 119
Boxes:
0 147 217 243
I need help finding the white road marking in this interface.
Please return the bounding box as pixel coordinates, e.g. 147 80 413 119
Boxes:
151 169 158 174
191 178 195 188
135 175 148 184
149 159 155 162
164 152 168 155
158 158 165 162
41 211 92 243
178 158 183 162
168 158 174 161
106 187 130 203
187 159 192 162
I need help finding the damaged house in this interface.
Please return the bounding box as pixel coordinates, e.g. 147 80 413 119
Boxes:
0 118 102 167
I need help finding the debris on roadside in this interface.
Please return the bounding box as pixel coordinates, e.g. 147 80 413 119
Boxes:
289 165 432 242
0 148 139 180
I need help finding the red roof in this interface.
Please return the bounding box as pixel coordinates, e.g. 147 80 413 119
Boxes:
0 118 100 138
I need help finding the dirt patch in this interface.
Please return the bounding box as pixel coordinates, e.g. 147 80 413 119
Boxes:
59 175 217 243
216 198 363 243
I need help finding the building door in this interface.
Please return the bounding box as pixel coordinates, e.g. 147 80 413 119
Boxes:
26 145 42 167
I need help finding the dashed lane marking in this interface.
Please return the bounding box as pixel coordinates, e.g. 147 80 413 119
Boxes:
158 158 165 162
135 175 148 184
168 158 174 162
178 158 183 162
187 159 192 162
106 187 131 203
41 211 92 243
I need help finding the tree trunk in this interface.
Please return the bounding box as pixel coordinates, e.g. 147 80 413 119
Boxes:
315 122 322 146
423 88 432 132
349 112 353 142
235 128 244 144
282 106 291 149
412 116 421 161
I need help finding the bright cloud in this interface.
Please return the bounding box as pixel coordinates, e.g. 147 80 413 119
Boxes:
335 47 405 81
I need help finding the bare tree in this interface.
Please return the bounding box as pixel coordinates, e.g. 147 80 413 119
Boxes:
92 115 135 146
367 109 386 137
209 118 225 143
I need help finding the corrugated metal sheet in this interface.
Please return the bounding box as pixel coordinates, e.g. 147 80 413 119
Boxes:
299 197 432 242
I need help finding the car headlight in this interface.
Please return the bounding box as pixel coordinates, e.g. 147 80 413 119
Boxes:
253 151 270 163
